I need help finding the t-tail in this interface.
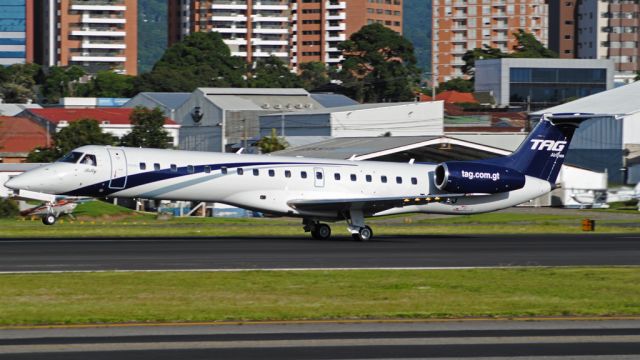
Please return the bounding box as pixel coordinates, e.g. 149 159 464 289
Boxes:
484 113 601 184
434 113 607 195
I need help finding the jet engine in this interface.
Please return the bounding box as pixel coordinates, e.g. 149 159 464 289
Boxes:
434 162 526 194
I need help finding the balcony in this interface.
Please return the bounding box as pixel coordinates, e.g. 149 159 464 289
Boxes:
71 55 127 62
81 41 126 49
211 2 248 10
212 27 248 34
70 1 126 11
327 13 346 20
252 27 288 34
81 15 126 24
211 15 248 21
326 23 346 31
252 15 289 22
326 1 346 10
252 39 288 46
253 51 288 58
70 29 126 37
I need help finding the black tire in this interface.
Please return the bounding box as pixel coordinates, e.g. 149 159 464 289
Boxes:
316 224 331 240
42 214 57 226
353 226 373 242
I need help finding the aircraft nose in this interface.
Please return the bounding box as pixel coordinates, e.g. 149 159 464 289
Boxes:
4 176 22 190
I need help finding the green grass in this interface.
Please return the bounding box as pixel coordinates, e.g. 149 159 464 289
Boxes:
1 268 639 326
74 200 140 217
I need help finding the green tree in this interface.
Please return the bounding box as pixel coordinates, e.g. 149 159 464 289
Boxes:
337 23 420 103
135 32 247 92
77 70 135 98
248 56 301 88
120 106 171 148
298 61 330 91
0 198 19 218
0 63 40 103
635 71 640 81
27 120 115 162
437 78 474 93
462 30 557 76
255 128 288 154
511 29 558 58
40 66 86 104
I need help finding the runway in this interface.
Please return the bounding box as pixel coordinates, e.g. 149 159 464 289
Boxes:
2 320 640 359
1 233 639 272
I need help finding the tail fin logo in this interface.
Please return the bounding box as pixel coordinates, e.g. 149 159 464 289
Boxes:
530 139 567 152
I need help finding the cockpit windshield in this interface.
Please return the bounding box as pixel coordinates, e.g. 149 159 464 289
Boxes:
58 151 84 163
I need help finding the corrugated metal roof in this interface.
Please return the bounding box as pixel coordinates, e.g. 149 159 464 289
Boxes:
199 88 310 96
447 133 527 151
27 108 178 125
310 93 359 108
273 136 440 159
266 102 417 117
138 92 190 109
205 95 264 111
532 81 640 116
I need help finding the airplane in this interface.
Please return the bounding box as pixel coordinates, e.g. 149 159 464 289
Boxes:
21 199 79 225
4 113 603 241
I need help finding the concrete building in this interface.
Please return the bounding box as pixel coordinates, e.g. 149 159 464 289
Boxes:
169 1 401 69
431 0 548 84
0 0 34 65
548 0 578 58
38 0 138 75
576 0 640 84
532 80 640 184
260 101 444 138
474 58 614 109
19 108 180 147
172 88 325 152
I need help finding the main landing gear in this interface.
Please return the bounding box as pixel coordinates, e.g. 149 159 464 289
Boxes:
303 209 374 242
42 213 57 226
303 219 332 240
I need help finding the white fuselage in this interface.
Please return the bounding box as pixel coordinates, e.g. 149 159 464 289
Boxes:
8 145 552 220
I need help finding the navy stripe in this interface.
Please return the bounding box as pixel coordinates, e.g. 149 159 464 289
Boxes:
64 161 355 197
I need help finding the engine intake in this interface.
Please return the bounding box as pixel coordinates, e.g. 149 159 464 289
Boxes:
435 162 525 194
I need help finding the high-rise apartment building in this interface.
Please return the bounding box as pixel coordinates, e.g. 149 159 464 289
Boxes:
345 0 403 36
169 0 402 69
548 0 577 58
39 0 138 75
0 0 34 65
576 0 640 82
432 0 548 84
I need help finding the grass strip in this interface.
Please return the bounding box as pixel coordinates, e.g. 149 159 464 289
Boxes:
1 268 640 326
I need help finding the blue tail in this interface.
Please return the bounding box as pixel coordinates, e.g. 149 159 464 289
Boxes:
484 113 600 184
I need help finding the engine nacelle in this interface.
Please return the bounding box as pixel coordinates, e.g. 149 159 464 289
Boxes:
434 162 526 194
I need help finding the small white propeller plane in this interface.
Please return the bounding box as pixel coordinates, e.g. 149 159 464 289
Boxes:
4 113 601 241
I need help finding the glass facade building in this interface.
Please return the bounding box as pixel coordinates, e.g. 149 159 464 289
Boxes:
509 67 608 106
0 0 27 65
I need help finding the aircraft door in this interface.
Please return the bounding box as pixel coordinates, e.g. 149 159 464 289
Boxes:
314 167 325 188
108 148 128 189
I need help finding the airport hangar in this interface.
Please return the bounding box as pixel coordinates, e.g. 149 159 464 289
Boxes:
274 134 608 208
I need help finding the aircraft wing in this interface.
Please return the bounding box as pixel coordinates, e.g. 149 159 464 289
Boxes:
287 194 466 213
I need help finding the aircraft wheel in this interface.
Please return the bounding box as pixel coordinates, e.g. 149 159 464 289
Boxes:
311 224 331 240
42 214 57 226
352 226 373 242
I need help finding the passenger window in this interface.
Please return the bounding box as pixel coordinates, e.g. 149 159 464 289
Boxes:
187 165 194 174
170 164 177 172
204 166 211 174
237 168 244 175
154 163 160 171
139 162 146 170
316 171 323 180
285 170 291 178
366 175 372 182
80 154 97 166
381 175 388 183
253 169 259 176
301 171 308 179
221 166 227 174
269 169 275 177
396 176 403 184
350 174 357 181
411 177 418 185
334 173 341 180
